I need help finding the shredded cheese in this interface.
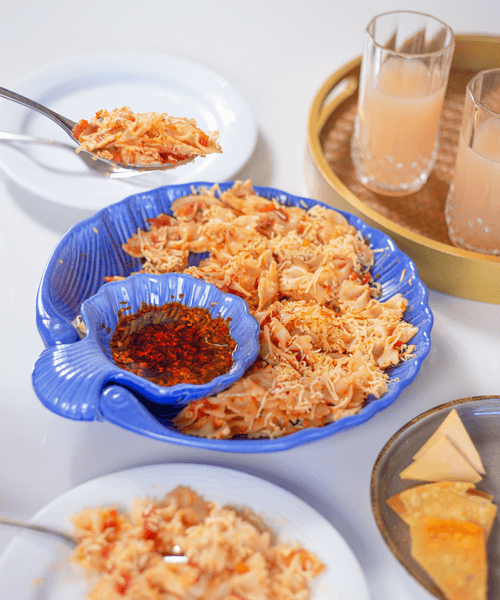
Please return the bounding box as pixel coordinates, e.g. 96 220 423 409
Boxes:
107 180 417 439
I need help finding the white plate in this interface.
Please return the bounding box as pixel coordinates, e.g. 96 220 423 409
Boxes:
0 53 257 210
0 463 369 600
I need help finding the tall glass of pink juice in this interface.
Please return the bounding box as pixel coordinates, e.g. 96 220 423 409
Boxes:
445 69 500 255
351 11 454 196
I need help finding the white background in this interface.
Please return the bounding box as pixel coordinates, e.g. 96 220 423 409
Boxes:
1 1 500 598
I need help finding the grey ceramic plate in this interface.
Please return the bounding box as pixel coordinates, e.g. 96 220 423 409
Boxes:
371 396 500 599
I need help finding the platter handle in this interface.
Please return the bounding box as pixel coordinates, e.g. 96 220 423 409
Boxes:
32 339 108 421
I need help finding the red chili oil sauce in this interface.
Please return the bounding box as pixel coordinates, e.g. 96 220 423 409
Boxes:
110 302 236 386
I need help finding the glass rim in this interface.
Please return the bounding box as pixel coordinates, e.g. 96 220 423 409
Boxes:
366 10 455 59
467 68 500 118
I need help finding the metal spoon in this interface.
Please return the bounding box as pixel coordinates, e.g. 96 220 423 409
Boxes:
0 515 187 563
0 86 194 172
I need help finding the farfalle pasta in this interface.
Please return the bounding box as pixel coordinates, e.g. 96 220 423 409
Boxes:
73 107 222 167
107 180 417 439
71 486 325 600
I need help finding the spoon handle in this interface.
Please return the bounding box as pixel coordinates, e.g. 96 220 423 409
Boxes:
0 86 77 139
0 516 76 545
0 516 188 563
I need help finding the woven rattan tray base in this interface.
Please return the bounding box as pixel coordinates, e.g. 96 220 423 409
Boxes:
306 34 500 304
322 70 476 245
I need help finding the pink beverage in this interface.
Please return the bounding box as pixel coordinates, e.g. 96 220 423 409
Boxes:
445 120 500 254
354 60 447 193
351 11 455 196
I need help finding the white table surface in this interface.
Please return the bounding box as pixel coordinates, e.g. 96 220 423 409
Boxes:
1 1 500 598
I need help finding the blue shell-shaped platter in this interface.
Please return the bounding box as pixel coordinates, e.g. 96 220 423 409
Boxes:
35 182 433 452
33 273 260 420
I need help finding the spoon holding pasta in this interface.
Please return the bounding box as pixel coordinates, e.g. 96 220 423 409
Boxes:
0 86 222 172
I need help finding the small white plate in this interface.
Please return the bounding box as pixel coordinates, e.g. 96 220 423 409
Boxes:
0 463 369 600
0 53 257 210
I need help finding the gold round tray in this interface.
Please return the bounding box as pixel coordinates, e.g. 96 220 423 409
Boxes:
306 34 500 304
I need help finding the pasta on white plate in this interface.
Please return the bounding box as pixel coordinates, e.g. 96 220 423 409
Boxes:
106 180 417 439
71 486 325 600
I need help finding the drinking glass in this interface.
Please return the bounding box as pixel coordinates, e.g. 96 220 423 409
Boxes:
445 69 500 255
351 11 455 196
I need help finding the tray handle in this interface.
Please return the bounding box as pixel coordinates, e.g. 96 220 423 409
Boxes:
315 74 359 132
